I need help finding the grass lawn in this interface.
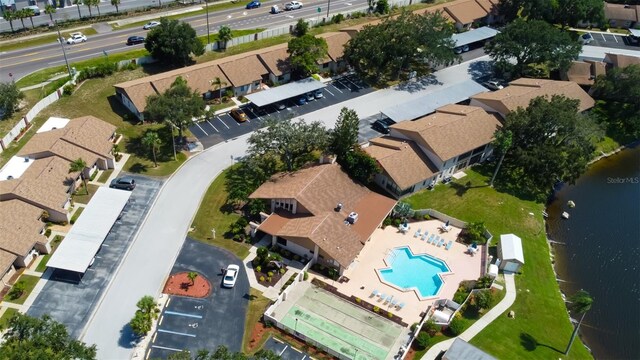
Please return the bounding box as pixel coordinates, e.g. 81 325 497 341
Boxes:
72 184 100 204
189 169 250 259
404 168 592 359
0 28 98 53
70 206 85 224
0 308 19 330
242 288 272 352
97 169 114 183
3 275 41 305
594 136 621 155
35 235 65 273
0 89 42 136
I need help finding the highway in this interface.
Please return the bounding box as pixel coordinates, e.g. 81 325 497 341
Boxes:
0 0 367 83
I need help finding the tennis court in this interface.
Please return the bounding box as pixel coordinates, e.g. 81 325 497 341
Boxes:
277 283 405 360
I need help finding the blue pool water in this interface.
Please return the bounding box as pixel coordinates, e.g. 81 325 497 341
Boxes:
379 247 450 298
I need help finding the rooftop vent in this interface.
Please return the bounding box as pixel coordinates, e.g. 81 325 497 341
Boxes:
347 212 358 224
335 203 343 212
24 157 30 163
7 175 14 180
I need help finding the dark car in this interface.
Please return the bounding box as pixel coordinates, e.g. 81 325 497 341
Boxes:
296 96 307 105
371 118 396 134
110 177 136 190
126 36 145 45
246 1 261 9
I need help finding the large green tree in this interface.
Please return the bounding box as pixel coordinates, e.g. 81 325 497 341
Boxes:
129 295 159 337
329 107 360 160
217 25 233 51
45 4 56 22
247 119 328 171
111 0 121 13
341 148 381 184
287 34 328 78
497 0 604 27
591 64 640 142
145 76 205 140
0 314 96 359
565 290 593 355
142 130 162 167
485 19 581 79
145 18 205 66
495 95 602 199
0 82 24 119
225 154 279 205
3 10 17 32
344 11 458 84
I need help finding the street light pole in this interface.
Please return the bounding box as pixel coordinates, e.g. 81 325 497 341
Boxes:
54 20 72 78
205 0 211 45
166 120 177 161
326 0 331 19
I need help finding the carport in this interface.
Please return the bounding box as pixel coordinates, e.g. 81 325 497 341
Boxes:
451 26 500 48
629 29 640 37
46 187 131 277
245 77 326 107
381 80 488 122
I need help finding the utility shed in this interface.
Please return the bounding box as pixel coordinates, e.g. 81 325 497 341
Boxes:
444 338 497 360
498 233 524 273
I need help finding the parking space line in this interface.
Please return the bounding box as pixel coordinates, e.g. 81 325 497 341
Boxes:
151 345 188 352
613 35 618 43
195 123 209 136
246 108 262 121
165 310 203 319
217 116 230 129
157 329 197 337
344 76 362 89
324 88 335 97
279 345 288 356
158 315 164 326
331 84 344 93
205 119 219 132
146 348 152 360
601 33 606 41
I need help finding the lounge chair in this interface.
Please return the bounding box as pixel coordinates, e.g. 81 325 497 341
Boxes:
371 289 379 297
378 293 387 302
445 240 453 250
397 302 405 310
437 238 445 247
421 232 428 241
432 236 439 245
414 229 422 238
391 298 398 307
428 234 434 244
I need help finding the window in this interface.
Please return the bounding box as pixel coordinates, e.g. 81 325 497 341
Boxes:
277 238 287 246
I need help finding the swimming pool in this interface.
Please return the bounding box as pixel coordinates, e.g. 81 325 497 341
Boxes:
378 247 451 298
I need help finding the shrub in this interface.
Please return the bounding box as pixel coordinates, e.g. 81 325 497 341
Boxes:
387 311 393 318
259 276 265 282
279 268 285 274
44 228 52 237
267 271 274 277
355 297 361 303
292 19 309 36
331 13 345 24
410 323 419 332
255 265 261 273
474 289 492 310
328 268 338 280
224 89 234 98
77 62 117 81
422 319 438 336
62 84 75 96
423 214 431 220
453 287 470 304
267 277 272 282
382 217 392 228
475 276 493 289
303 271 309 281
462 221 487 244
122 61 138 71
293 254 301 261
415 332 431 350
448 315 465 336
257 246 269 261
373 306 380 313
8 281 26 300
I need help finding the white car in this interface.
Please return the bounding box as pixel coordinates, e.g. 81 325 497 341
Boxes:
66 32 87 44
483 80 504 91
223 264 240 288
580 33 594 45
285 1 303 10
143 21 160 30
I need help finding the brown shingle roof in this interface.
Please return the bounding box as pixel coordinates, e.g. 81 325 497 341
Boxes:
257 44 290 77
604 3 638 22
0 250 17 275
564 61 596 86
219 55 268 87
444 0 488 25
365 137 439 190
0 157 76 214
474 0 498 15
604 53 640 68
470 78 595 115
0 200 46 257
19 116 115 165
250 163 396 267
317 32 351 62
391 105 502 162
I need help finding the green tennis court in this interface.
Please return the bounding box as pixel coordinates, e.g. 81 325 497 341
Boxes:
280 286 404 360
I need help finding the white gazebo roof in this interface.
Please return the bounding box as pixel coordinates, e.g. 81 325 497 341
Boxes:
499 234 524 264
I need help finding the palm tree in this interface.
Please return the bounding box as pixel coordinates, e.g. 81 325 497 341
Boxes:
93 0 101 17
564 290 593 355
217 26 233 51
82 0 93 17
23 8 36 29
187 271 198 286
111 0 121 13
142 131 162 167
16 9 27 30
4 10 16 32
73 0 82 18
209 77 227 100
489 129 512 187
69 158 89 195
45 4 56 22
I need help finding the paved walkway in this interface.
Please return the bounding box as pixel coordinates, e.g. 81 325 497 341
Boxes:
421 273 517 359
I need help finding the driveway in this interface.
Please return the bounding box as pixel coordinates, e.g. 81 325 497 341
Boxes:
148 238 249 358
27 175 163 338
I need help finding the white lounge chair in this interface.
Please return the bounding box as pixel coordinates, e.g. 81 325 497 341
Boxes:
414 229 422 238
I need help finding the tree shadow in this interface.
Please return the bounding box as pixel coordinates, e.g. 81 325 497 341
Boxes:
128 162 148 173
118 323 139 349
473 162 541 202
107 95 141 126
467 59 496 83
520 333 564 353
394 74 441 93
449 180 488 197
243 293 258 301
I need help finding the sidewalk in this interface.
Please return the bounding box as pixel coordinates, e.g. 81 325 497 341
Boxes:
421 273 517 359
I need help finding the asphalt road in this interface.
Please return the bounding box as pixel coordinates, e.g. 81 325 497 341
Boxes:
0 0 368 82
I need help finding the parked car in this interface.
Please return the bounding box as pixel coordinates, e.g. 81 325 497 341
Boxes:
230 108 248 122
223 264 240 288
110 177 136 190
314 89 324 99
580 33 594 45
628 34 639 46
275 102 286 110
453 44 470 54
296 96 307 105
270 5 283 13
246 1 261 9
126 36 145 45
441 176 453 184
143 21 160 30
306 92 315 101
66 32 87 44
372 118 396 134
285 1 303 10
483 80 503 91
24 5 41 15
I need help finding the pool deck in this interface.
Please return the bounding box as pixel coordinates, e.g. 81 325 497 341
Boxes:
319 220 483 325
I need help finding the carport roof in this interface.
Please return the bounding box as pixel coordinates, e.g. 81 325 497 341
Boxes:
245 78 326 107
47 187 132 273
451 26 500 47
382 80 488 122
629 28 640 37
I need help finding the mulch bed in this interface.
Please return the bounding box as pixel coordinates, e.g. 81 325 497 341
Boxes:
163 272 211 298
252 267 287 287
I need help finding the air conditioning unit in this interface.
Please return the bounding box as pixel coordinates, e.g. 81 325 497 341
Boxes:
347 212 358 224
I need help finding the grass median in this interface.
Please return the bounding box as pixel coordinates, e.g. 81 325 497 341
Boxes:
404 168 592 360
0 28 98 53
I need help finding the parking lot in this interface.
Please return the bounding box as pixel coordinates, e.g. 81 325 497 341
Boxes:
148 238 249 358
188 74 374 149
27 175 163 338
262 337 311 360
583 32 639 49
